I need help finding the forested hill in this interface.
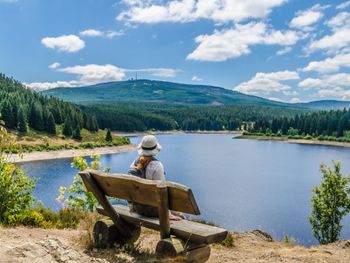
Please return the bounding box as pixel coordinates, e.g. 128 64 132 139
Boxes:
42 79 286 107
296 100 350 110
0 74 98 134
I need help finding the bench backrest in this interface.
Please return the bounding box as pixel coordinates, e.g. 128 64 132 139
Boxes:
81 169 200 215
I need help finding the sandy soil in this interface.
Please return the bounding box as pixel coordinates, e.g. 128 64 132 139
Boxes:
237 135 350 149
1 227 350 263
9 144 137 163
288 139 350 148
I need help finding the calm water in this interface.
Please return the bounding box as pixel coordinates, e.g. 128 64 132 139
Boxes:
20 134 350 246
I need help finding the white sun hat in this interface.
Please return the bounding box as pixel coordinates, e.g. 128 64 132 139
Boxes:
137 135 162 156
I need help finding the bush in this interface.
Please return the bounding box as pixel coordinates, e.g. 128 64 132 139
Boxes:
309 161 350 244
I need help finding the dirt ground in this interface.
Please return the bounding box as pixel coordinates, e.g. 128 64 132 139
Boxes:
1 227 350 263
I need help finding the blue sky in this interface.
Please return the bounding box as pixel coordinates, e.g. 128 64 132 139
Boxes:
1 0 350 102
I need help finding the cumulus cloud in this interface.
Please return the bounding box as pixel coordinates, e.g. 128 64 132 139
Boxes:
233 70 299 96
48 62 60 69
79 29 123 39
289 4 325 30
336 1 350 9
25 64 179 90
307 12 350 54
41 35 85 53
187 22 300 61
117 0 287 24
298 73 350 92
24 81 78 91
59 64 126 85
302 53 350 73
192 75 203 81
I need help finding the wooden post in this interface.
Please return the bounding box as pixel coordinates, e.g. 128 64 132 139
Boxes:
158 184 170 239
79 171 132 238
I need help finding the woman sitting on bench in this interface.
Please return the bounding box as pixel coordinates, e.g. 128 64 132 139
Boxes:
128 135 182 221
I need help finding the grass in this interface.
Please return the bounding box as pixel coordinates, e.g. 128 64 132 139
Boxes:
5 127 130 153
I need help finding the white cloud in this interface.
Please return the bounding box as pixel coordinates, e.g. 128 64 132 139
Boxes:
128 68 178 78
276 46 292 56
26 64 179 90
79 29 103 37
290 5 324 30
302 53 350 73
117 0 287 24
41 35 85 53
307 12 350 54
24 81 78 91
48 62 60 69
233 70 299 95
59 64 126 85
298 73 350 90
79 29 123 39
192 75 202 81
336 1 350 9
268 97 302 103
187 22 300 61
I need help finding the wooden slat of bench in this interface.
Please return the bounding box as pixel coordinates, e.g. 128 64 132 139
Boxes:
97 205 227 244
87 170 200 215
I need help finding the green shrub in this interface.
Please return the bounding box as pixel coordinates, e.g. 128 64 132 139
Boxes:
310 161 350 244
221 233 234 247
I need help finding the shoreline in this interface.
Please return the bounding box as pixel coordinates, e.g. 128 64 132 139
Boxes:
236 135 350 148
113 130 241 137
10 144 137 163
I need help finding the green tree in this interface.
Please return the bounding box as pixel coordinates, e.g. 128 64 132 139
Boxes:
309 161 350 244
45 112 56 135
105 128 112 142
17 107 28 133
62 120 73 137
72 127 82 141
1 101 15 129
0 122 36 224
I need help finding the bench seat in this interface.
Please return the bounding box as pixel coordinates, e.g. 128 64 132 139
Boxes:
97 204 227 244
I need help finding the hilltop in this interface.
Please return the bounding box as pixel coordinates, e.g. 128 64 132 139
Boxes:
42 79 350 110
42 79 287 107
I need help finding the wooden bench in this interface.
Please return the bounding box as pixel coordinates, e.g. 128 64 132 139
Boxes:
79 169 228 262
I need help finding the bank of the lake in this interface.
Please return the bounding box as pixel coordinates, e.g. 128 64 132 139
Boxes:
236 134 350 148
10 144 137 163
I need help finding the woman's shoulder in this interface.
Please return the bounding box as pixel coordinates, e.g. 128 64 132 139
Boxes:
148 159 163 169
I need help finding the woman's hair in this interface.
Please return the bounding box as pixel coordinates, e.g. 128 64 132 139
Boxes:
137 156 153 173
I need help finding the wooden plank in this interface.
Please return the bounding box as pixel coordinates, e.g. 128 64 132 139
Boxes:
79 171 132 238
88 170 161 207
158 184 170 239
97 205 227 244
166 182 200 215
86 170 200 215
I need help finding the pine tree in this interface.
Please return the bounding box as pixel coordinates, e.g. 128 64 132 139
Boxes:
72 127 82 140
1 101 15 129
46 112 56 135
17 107 28 133
91 116 99 132
105 128 112 142
62 120 73 137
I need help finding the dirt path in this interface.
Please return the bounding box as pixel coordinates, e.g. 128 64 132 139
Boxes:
9 144 137 163
1 227 350 263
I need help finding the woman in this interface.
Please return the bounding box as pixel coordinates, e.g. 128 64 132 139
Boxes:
128 135 182 221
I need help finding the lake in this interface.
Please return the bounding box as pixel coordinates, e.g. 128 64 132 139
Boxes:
20 133 350 246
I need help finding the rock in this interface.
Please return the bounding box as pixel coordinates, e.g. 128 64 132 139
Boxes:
5 238 107 263
251 229 274 242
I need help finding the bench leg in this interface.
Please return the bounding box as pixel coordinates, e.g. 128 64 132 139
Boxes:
156 238 211 262
93 219 140 248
